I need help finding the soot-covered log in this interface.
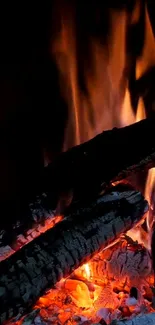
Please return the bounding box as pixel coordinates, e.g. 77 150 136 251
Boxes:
0 187 148 324
1 116 155 246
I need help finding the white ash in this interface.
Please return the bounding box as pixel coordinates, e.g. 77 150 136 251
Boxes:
89 239 152 290
0 245 15 261
109 312 155 324
96 308 111 324
94 283 120 310
125 297 137 307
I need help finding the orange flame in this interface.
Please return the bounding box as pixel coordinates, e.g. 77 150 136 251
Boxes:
135 97 146 122
51 0 155 252
145 168 155 231
136 3 155 80
39 3 155 318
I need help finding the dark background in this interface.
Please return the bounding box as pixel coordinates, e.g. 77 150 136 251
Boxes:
0 2 69 219
0 0 154 222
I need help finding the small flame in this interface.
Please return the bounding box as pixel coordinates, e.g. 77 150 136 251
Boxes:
145 168 155 231
125 96 147 247
135 97 146 122
120 88 135 126
136 3 155 80
83 263 91 279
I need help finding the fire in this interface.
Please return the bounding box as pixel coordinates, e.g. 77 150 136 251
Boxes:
136 2 155 80
83 263 91 279
145 168 155 231
33 238 154 324
51 0 155 152
135 97 146 122
4 1 155 325
39 1 155 320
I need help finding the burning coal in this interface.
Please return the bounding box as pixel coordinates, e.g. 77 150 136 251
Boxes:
5 237 155 325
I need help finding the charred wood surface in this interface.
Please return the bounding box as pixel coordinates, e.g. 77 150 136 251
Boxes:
1 117 155 245
0 188 148 324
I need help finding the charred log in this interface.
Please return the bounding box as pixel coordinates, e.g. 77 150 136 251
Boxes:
1 117 155 245
44 117 155 206
0 188 148 323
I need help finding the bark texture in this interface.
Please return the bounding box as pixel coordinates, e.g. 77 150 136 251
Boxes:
0 188 148 324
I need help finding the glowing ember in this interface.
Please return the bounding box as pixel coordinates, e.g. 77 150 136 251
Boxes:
3 234 154 325
30 238 153 325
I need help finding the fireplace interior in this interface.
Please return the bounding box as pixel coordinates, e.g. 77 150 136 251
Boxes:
1 0 155 325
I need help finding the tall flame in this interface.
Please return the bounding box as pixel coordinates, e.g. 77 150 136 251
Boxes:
51 0 155 246
136 3 155 79
52 0 155 150
52 1 155 151
51 0 155 243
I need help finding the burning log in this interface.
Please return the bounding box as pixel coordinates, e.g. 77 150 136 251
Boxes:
0 187 147 324
109 312 155 324
1 116 155 246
